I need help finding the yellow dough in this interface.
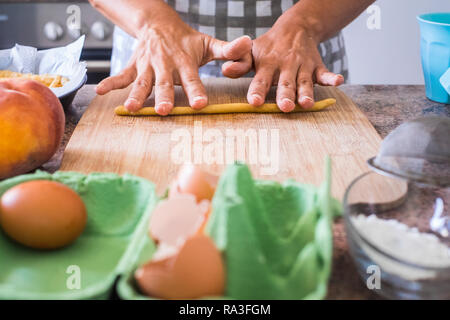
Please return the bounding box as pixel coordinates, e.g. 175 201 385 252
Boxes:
114 98 336 116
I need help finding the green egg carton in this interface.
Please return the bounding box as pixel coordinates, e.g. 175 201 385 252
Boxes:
0 170 158 300
116 236 158 300
117 159 341 300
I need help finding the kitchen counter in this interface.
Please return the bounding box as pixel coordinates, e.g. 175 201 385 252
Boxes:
44 84 449 300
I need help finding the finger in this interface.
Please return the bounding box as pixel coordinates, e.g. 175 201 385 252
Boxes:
124 69 153 112
221 52 253 79
315 65 344 86
154 71 175 116
207 35 252 61
276 67 298 113
296 63 315 109
247 65 275 106
96 67 136 95
178 66 208 109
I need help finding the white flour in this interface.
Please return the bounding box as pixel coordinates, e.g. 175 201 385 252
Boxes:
352 214 450 280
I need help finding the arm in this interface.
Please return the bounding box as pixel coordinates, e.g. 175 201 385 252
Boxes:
285 0 376 43
89 0 180 38
223 0 375 112
89 0 251 115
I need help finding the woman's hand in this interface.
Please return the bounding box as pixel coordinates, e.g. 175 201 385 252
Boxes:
96 16 251 115
223 13 344 112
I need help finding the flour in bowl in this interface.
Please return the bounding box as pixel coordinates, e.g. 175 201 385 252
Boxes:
352 214 450 280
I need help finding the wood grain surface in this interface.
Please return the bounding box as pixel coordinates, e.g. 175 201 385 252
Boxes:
60 78 383 199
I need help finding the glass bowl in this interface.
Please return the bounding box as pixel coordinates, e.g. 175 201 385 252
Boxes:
343 171 450 299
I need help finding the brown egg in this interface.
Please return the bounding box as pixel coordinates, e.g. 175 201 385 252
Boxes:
0 180 87 249
135 234 225 299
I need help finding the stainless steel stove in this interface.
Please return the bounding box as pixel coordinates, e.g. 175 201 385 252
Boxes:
0 1 114 83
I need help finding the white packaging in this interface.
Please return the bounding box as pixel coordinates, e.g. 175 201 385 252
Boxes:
0 36 87 98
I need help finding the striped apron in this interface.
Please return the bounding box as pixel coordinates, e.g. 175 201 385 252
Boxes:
110 0 348 80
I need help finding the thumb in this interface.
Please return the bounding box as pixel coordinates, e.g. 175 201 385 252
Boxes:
208 35 252 61
222 54 253 79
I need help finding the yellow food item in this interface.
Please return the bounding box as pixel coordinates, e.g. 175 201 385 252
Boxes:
114 98 336 116
0 180 87 250
0 70 69 88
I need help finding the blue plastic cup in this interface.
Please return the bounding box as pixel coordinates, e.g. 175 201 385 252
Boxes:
417 13 450 104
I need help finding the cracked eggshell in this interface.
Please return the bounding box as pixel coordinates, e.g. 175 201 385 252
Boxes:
149 193 210 247
135 234 225 299
169 164 218 202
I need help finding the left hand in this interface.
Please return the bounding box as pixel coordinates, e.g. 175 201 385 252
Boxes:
222 16 344 112
96 18 252 115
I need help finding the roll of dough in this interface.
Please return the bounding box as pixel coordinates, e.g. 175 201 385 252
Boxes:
114 98 336 116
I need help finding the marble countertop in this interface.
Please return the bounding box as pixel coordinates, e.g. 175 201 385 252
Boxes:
43 84 449 300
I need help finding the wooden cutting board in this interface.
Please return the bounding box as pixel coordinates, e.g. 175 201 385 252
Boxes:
60 78 383 199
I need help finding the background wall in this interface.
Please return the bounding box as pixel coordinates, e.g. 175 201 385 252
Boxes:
342 0 450 84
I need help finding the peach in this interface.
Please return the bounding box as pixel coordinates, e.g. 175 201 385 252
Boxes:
0 79 65 180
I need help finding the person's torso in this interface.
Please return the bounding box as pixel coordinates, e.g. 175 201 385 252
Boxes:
111 0 348 79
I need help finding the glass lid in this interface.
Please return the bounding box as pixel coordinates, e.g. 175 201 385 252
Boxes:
367 116 450 187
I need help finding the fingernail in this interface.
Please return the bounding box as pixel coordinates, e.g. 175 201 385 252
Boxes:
125 98 138 111
156 102 172 115
299 97 314 109
193 96 207 105
194 96 206 102
251 94 263 105
192 96 207 109
321 73 335 84
96 83 105 93
281 98 295 112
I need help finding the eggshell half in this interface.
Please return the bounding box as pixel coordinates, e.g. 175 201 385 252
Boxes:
149 193 210 247
170 164 218 202
135 234 225 299
151 242 179 261
197 205 212 235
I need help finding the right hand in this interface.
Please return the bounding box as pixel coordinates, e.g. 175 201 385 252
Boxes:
96 17 252 115
223 21 344 112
